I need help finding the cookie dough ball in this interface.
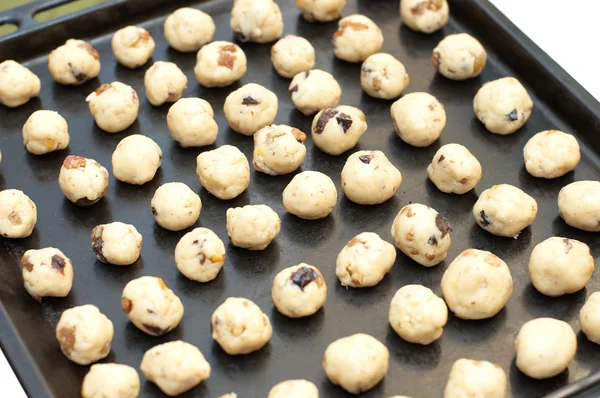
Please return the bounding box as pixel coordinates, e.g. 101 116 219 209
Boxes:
226 204 280 250
112 134 162 185
91 222 142 266
296 0 346 22
175 227 226 282
253 124 307 175
289 70 342 115
211 297 272 355
441 249 513 320
268 379 319 398
224 83 279 136
433 33 486 80
121 276 184 336
230 0 283 43
0 60 41 107
473 184 538 238
558 181 600 232
580 292 600 344
58 155 109 206
82 363 140 398
391 92 446 147
151 182 201 231
515 318 576 379
196 145 250 200
427 143 482 194
111 26 155 69
400 0 449 33
21 248 73 301
0 189 37 239
48 39 100 85
474 77 533 135
56 304 114 365
271 35 315 78
141 341 211 396
164 7 215 52
524 130 581 179
332 15 383 62
220 394 238 398
283 171 337 220
336 232 396 287
86 82 139 133
444 359 507 398
144 61 187 106
361 53 410 100
272 264 327 318
195 41 247 87
311 106 367 155
341 150 402 205
323 333 389 394
22 110 69 155
167 98 218 147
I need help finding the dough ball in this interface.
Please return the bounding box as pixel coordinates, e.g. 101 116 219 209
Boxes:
164 7 215 52
196 145 250 200
580 292 600 344
473 77 533 135
111 26 155 69
226 204 280 250
82 363 140 398
400 0 449 33
389 284 448 345
361 53 409 100
268 379 319 398
0 189 37 238
167 97 218 147
141 341 211 396
473 184 538 238
296 0 346 22
558 181 600 232
112 134 162 185
121 276 184 336
444 358 507 398
48 39 100 85
341 150 402 205
311 105 367 155
272 263 327 318
515 317 576 379
21 247 73 301
0 60 40 107
224 83 279 136
219 394 238 398
524 130 581 178
22 110 69 155
195 41 247 87
58 155 109 206
86 82 139 133
336 232 396 287
391 92 446 147
332 15 384 62
323 333 389 394
151 182 201 231
253 124 307 175
56 304 114 365
230 0 283 43
175 227 226 282
427 143 482 194
271 35 315 78
91 222 142 266
289 69 342 116
211 297 272 355
432 33 486 80
283 171 337 220
441 249 513 320
144 61 187 106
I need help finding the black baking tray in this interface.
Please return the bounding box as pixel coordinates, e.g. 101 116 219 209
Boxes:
1 0 599 397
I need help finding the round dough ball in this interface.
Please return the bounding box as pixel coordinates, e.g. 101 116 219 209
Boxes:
224 83 279 136
441 249 513 320
271 35 315 78
341 150 402 205
558 181 600 232
0 60 41 107
141 341 211 396
48 39 100 85
144 61 187 106
22 110 69 155
111 26 155 69
21 247 73 301
82 363 140 398
268 379 319 398
0 189 37 238
282 171 337 220
524 130 581 178
220 394 238 398
226 204 280 250
323 333 389 394
272 264 327 318
58 155 109 206
473 184 538 238
230 0 283 43
86 82 139 133
444 358 507 398
289 69 342 116
211 297 273 355
121 276 184 336
473 77 533 135
515 317 576 379
196 145 250 200
56 304 114 365
391 92 446 147
311 105 367 155
400 0 449 33
253 124 307 175
580 292 600 344
332 15 383 63
91 222 142 266
164 7 215 52
112 134 162 185
175 227 226 282
195 41 247 87
296 0 346 22
361 53 409 100
427 143 482 194
432 33 486 80
151 182 201 231
168 97 218 147
389 284 448 345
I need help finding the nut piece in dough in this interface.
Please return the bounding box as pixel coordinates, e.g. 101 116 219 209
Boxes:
164 7 215 52
272 263 327 318
432 33 487 80
168 97 218 147
580 292 600 344
195 41 247 87
361 53 410 100
22 110 69 155
112 134 162 185
283 171 337 220
196 145 250 200
175 227 226 283
230 0 283 43
400 0 449 33
21 247 73 301
226 204 280 250
289 69 342 116
224 83 279 136
91 222 143 266
268 379 319 398
271 35 315 78
151 182 201 231
0 60 41 107
558 181 600 232
253 124 307 175
427 143 482 194
391 92 446 147
0 189 37 238
443 358 507 398
332 15 383 63
523 130 581 179
82 363 140 398
48 39 100 85
111 26 155 69
336 232 396 287
312 105 367 155
58 155 109 206
296 0 346 22
144 61 188 106
86 82 139 133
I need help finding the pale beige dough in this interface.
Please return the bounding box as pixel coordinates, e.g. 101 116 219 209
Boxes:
268 379 319 398
558 181 600 232
391 92 446 147
427 143 482 194
272 264 327 318
21 247 73 301
0 189 37 238
151 182 201 231
311 105 367 155
224 83 278 136
271 35 315 78
175 227 226 283
433 33 487 80
444 358 507 398
48 39 100 85
144 61 187 106
230 0 283 43
253 124 307 175
91 222 142 266
289 69 342 115
219 394 238 398
164 7 215 52
361 53 410 100
0 60 41 107
86 82 139 133
111 26 155 68
58 155 109 206
195 41 247 87
112 134 162 185
332 15 383 62
226 204 280 250
82 363 140 398
523 130 581 178
400 0 449 33
196 145 250 200
580 292 600 344
22 110 69 155
296 0 346 22
168 97 218 147
282 171 337 220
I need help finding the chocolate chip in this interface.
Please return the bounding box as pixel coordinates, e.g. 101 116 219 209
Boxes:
78 42 100 60
336 113 353 133
428 235 438 246
435 213 452 238
63 155 86 169
95 83 112 95
507 109 518 121
151 207 157 216
564 238 573 254
57 326 76 352
21 256 34 272
143 324 170 336
359 154 375 164
192 240 199 245
75 197 97 206
313 108 339 134
438 154 445 163
233 31 248 42
121 297 132 314
289 85 299 96
51 255 66 274
432 51 441 70
218 50 236 69
304 71 310 78
199 253 206 265
479 210 491 227
291 266 318 291
242 96 260 106
92 235 107 263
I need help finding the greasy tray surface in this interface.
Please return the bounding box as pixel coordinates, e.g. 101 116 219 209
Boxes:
1 0 600 397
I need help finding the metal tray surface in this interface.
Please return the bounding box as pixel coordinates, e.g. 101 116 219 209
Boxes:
1 1 599 397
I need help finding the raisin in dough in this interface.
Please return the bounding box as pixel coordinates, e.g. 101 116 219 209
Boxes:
323 333 389 394
196 145 250 200
175 227 226 282
151 182 201 231
296 0 346 22
441 249 513 320
361 53 410 100
558 181 600 232
432 33 487 80
226 204 280 250
336 232 396 288
271 35 315 78
230 0 283 43
58 155 109 206
91 222 143 266
580 292 600 344
48 39 100 85
268 380 319 398
391 92 446 147
524 130 581 178
0 60 41 107
121 276 184 336
427 143 482 194
86 82 139 133
112 134 162 185
111 26 155 69
22 110 69 155
272 264 327 318
289 70 342 116
332 15 383 63
21 247 73 301
195 41 247 87
211 297 273 355
0 189 37 238
444 359 507 398
144 61 187 106
282 171 337 219
473 77 533 135
168 97 218 147
224 83 278 136
56 304 114 365
82 363 140 398
164 7 216 52
400 0 449 33
312 106 367 155
253 124 307 175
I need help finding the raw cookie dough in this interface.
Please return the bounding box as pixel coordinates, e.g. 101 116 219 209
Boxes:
112 134 162 185
580 292 600 344
332 15 383 62
0 189 37 238
432 33 487 80
86 82 139 133
268 379 319 398
164 7 215 52
427 143 482 194
22 110 69 155
311 105 367 155
226 204 280 250
196 145 250 200
144 61 188 106
58 155 109 206
211 297 273 355
151 182 201 231
0 60 41 107
195 41 247 87
282 171 337 219
400 0 449 34
558 181 600 232
524 130 580 178
391 92 446 147
175 227 226 282
91 222 143 266
48 39 100 85
219 394 238 398
296 0 346 22
289 69 342 115
271 35 315 78
121 276 184 336
441 249 513 320
168 97 218 147
230 0 283 43
224 83 279 135
253 124 307 175
444 358 507 398
361 53 409 100
82 363 140 398
21 247 73 301
272 264 327 318
111 26 155 68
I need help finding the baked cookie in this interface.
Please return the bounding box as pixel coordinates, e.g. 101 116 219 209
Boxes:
58 155 109 206
271 35 316 78
168 97 218 147
194 41 247 87
558 181 600 232
296 0 346 22
21 248 73 301
268 380 319 398
282 171 337 219
230 0 283 43
22 110 69 155
289 69 342 115
0 189 37 238
48 39 100 85
400 0 449 33
272 264 327 318
226 204 280 250
444 359 507 398
91 222 143 266
224 83 278 136
86 82 139 133
111 26 155 68
164 7 215 52
432 33 486 80
580 292 600 344
427 143 482 194
144 61 187 106
391 92 446 147
361 53 410 99
0 60 41 107
112 134 162 185
151 182 201 231
82 363 140 398
253 124 307 175
332 15 384 62
524 130 580 178
175 227 226 282
311 105 367 155
196 145 250 200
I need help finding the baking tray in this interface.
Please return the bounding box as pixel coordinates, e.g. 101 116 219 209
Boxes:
1 0 599 397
